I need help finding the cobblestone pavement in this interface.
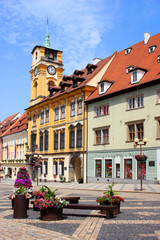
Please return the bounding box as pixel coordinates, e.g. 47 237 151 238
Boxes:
0 183 160 240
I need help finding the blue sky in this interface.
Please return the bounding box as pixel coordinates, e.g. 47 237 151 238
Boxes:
0 0 160 121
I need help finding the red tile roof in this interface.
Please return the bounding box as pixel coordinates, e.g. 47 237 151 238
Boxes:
86 32 160 102
1 112 28 137
0 113 20 137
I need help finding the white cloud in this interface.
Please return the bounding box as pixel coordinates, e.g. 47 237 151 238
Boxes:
0 0 118 74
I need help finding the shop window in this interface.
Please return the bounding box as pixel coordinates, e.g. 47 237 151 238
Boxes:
105 159 112 178
59 160 64 176
53 161 58 176
43 160 48 176
137 161 146 180
124 159 132 179
95 159 102 177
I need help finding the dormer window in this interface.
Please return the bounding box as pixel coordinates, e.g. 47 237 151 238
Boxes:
158 55 160 63
99 80 112 95
130 68 147 84
126 65 134 74
149 45 157 53
125 48 132 55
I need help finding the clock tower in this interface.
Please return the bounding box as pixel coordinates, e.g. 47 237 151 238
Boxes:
30 22 64 106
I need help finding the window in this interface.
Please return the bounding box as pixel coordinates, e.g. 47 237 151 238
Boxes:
95 159 102 177
95 127 109 145
95 105 109 117
70 102 75 117
44 131 48 150
40 133 43 151
127 122 144 141
45 109 49 122
40 111 44 124
137 123 143 140
31 133 36 151
95 107 101 117
149 45 156 53
77 100 82 115
54 131 58 150
128 125 135 141
102 105 109 115
55 107 59 121
105 159 112 178
100 83 104 93
125 48 132 55
59 160 64 176
60 130 65 149
95 130 101 144
156 118 160 138
133 70 137 82
157 91 160 104
124 159 132 179
33 114 36 126
69 129 75 148
53 161 58 176
137 161 146 180
128 95 143 110
61 106 65 119
77 128 82 147
103 129 109 144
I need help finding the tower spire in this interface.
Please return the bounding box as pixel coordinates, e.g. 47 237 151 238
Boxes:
44 16 51 48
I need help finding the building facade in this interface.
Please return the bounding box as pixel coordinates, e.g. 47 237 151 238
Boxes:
26 29 115 182
86 32 160 183
1 112 28 178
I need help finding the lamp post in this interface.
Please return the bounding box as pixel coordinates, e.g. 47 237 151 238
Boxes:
134 138 148 191
33 154 42 186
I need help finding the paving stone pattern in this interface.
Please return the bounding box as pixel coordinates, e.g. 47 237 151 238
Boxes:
0 186 160 240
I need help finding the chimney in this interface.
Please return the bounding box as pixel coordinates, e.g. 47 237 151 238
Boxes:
93 58 102 65
144 32 150 45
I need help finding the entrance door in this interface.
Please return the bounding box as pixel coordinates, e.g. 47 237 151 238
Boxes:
116 164 120 178
75 157 81 181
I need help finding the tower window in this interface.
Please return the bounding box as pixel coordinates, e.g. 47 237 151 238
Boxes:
35 52 38 60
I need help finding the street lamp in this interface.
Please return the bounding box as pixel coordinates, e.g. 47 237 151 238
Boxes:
33 154 42 186
134 138 148 191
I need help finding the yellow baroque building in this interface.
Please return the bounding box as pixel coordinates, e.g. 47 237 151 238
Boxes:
26 33 115 183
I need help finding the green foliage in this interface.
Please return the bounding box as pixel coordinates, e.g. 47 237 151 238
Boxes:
103 183 117 197
39 185 58 200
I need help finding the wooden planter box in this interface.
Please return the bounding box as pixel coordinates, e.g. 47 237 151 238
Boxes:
40 207 63 221
100 201 120 215
13 195 27 219
12 198 29 210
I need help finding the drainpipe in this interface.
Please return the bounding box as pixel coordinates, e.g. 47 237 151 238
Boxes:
81 89 86 182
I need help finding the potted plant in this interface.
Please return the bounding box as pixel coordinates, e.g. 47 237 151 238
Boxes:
135 155 148 162
33 185 66 221
96 183 124 214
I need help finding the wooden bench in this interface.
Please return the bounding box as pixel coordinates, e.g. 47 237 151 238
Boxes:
64 203 117 219
61 196 80 204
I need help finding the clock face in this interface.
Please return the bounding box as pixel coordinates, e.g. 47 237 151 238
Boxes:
34 67 38 76
47 65 56 75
